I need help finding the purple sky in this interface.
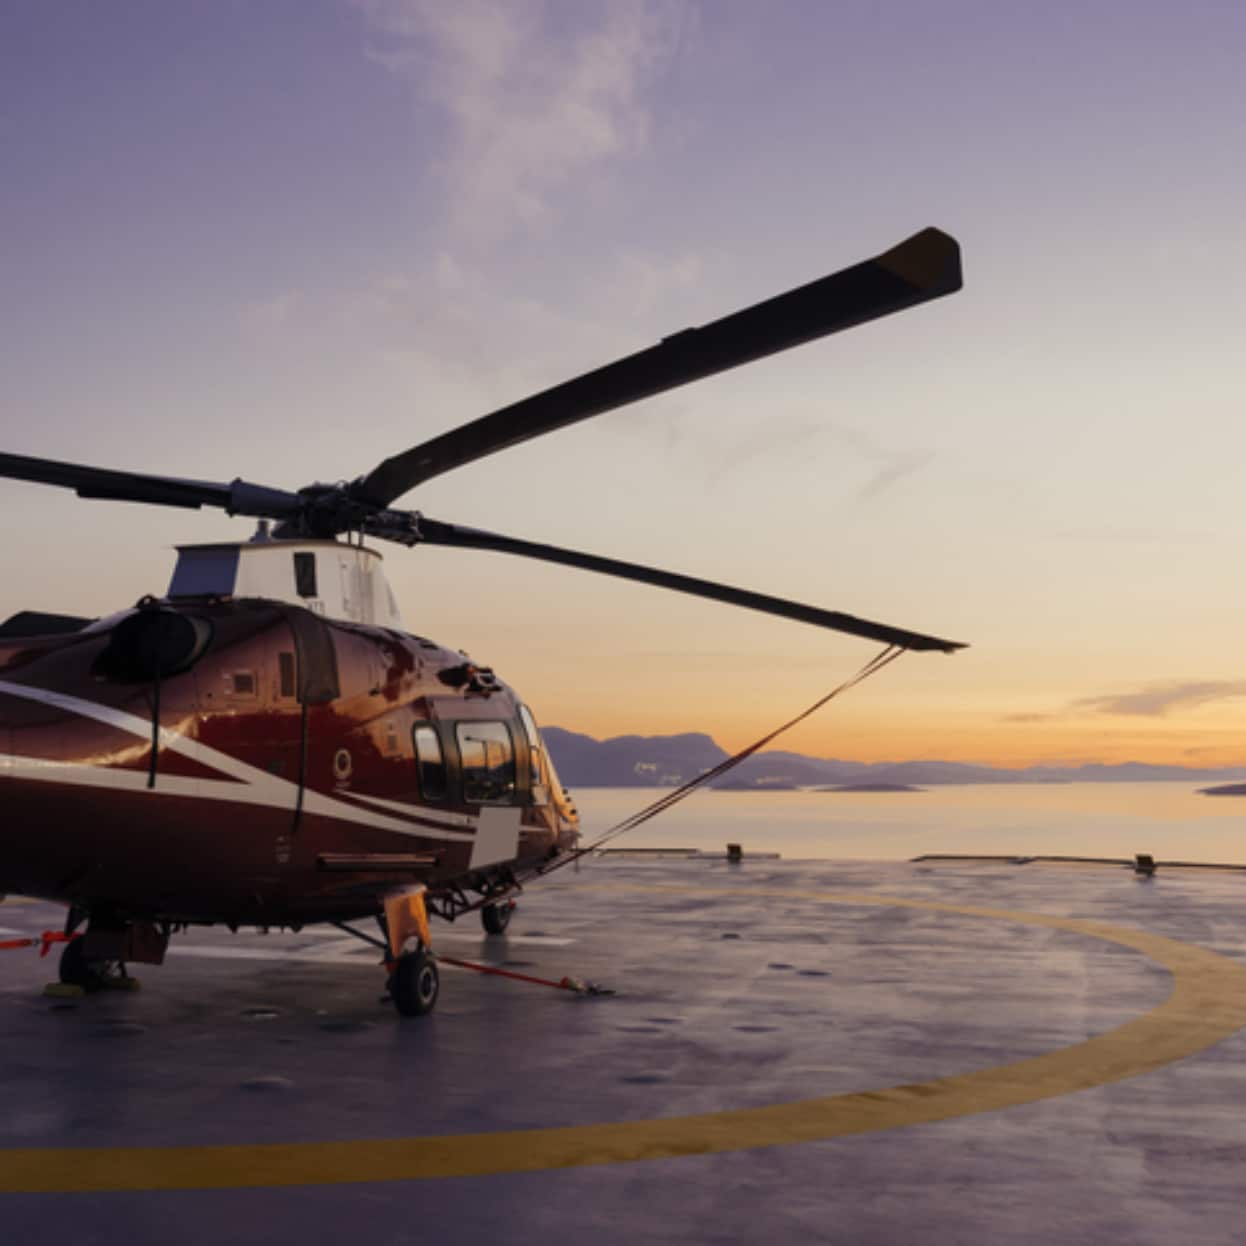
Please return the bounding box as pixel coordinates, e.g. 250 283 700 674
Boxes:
4 2 1246 765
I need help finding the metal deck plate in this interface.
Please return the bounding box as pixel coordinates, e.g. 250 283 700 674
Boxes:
3 858 1246 1244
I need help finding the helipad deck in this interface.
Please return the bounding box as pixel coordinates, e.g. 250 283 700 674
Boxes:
3 858 1246 1244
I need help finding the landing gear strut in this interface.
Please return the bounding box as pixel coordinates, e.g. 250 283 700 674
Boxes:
54 909 154 993
482 899 515 936
378 888 440 1018
57 936 133 992
58 936 100 989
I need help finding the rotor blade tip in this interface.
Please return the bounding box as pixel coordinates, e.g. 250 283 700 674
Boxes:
876 227 963 295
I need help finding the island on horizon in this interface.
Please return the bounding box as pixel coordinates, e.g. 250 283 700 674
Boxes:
713 780 799 791
817 782 924 793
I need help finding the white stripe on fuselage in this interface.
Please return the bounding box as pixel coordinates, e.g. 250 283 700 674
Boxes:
341 789 475 830
0 680 476 843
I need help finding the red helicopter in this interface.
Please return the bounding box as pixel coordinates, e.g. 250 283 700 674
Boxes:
0 228 964 1016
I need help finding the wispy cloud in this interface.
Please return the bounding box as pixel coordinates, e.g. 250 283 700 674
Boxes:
245 4 698 391
1000 681 1246 725
1073 682 1246 717
354 0 690 246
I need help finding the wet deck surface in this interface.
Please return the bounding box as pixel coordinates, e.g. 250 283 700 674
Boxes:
4 858 1246 1244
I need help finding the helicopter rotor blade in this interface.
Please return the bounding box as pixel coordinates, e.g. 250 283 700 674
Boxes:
414 515 965 653
0 451 304 519
353 227 962 507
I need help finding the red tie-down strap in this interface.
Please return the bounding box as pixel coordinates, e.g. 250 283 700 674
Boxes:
0 931 76 957
436 955 613 996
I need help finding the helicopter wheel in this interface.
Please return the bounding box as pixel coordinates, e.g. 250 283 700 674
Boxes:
390 948 439 1018
482 900 514 936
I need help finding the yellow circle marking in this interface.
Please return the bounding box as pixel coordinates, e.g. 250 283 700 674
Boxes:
6 886 1246 1193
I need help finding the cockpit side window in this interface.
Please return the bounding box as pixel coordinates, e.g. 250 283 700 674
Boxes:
455 721 516 805
412 722 447 802
518 704 543 788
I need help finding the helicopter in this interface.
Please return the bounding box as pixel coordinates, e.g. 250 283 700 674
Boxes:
0 227 964 1016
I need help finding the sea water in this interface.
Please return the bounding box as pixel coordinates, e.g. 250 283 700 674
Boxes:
572 782 1246 864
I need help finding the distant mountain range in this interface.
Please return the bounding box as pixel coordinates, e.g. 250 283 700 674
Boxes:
542 728 1246 789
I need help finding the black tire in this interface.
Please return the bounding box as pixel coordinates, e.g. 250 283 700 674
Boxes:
391 949 439 1017
482 901 512 936
58 937 100 990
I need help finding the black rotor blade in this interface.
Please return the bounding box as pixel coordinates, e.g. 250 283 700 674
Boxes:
416 517 965 653
355 227 962 507
0 451 304 518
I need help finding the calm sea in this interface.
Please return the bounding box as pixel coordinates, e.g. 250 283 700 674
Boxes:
571 782 1246 865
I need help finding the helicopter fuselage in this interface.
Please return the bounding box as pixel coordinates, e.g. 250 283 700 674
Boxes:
0 596 578 927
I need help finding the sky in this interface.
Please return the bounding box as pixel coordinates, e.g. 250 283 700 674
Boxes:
3 1 1246 768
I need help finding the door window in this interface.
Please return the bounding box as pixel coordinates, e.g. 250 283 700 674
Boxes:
455 722 516 804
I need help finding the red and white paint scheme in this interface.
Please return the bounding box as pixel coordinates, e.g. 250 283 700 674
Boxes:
1 541 577 923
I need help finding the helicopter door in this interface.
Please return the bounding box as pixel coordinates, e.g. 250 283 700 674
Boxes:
453 721 522 869
270 607 340 857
